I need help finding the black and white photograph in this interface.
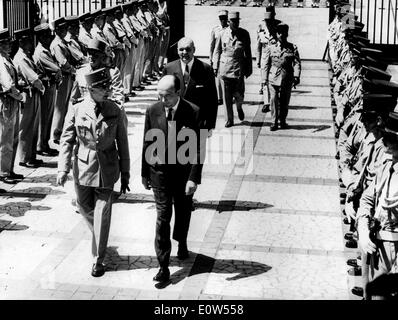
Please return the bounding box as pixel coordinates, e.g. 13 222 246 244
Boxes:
0 0 398 308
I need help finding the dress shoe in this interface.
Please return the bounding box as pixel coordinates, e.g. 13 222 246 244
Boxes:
346 239 358 248
270 124 278 131
348 266 362 276
19 162 38 168
177 243 189 260
351 286 363 297
9 172 24 180
262 104 270 113
91 263 105 277
347 258 358 267
237 108 245 121
225 121 234 128
0 188 6 194
132 86 144 91
259 88 263 95
37 149 58 157
344 232 354 240
0 176 17 184
153 267 170 282
279 122 288 129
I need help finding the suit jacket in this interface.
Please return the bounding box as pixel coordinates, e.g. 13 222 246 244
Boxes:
58 96 130 188
141 99 203 189
163 58 218 130
264 41 301 87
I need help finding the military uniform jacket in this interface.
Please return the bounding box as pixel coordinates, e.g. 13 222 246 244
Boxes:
0 54 23 112
121 16 140 44
33 42 62 86
13 48 43 94
263 41 301 86
256 26 277 68
78 26 94 51
209 25 226 65
50 35 75 74
58 96 130 188
64 33 88 66
113 19 133 49
212 27 253 79
91 25 111 45
103 23 124 51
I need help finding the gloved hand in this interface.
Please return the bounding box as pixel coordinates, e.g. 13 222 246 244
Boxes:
120 173 130 194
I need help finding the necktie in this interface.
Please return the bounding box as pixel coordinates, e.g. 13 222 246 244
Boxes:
166 107 173 121
183 64 190 87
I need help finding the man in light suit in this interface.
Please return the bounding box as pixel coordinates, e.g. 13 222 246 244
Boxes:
57 68 130 277
163 37 218 132
264 23 301 131
142 75 203 285
212 11 252 128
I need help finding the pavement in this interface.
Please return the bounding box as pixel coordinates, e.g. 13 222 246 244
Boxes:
0 57 365 300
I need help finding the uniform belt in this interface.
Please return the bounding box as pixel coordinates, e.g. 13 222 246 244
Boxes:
376 230 398 241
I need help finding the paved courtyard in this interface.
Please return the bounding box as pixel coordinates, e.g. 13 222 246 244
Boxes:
0 58 363 300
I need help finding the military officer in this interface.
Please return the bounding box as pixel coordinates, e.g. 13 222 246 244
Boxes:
50 17 76 144
212 11 252 128
13 28 45 168
57 68 130 278
0 29 26 185
210 10 229 106
257 11 280 113
64 15 89 67
33 23 62 157
357 111 398 299
263 23 301 131
91 9 111 46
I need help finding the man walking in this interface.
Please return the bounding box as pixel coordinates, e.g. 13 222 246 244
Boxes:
141 75 203 285
213 11 252 128
57 68 130 277
264 23 301 131
163 37 218 131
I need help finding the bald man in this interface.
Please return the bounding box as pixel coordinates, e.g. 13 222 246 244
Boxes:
163 37 218 132
141 75 204 285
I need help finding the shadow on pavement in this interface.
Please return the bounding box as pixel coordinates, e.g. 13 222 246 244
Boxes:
104 246 272 289
0 218 29 232
288 105 318 110
286 124 330 132
0 201 51 217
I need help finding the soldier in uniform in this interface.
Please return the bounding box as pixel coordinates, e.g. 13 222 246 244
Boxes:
210 10 229 106
33 23 62 157
57 68 130 278
13 28 45 168
263 23 301 131
91 9 110 46
156 0 170 72
212 11 252 128
64 15 89 67
357 111 398 299
78 13 94 53
0 30 26 185
257 11 280 113
50 17 76 144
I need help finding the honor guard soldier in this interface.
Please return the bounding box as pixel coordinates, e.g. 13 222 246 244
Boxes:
33 23 62 157
57 67 130 278
78 13 94 53
157 0 170 72
103 6 126 78
13 28 45 168
263 23 301 131
64 15 89 67
0 29 26 185
50 17 76 144
257 10 280 113
212 11 253 128
210 10 229 106
357 111 398 299
91 9 111 46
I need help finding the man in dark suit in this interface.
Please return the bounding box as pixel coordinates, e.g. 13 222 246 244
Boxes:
163 37 218 133
141 75 204 284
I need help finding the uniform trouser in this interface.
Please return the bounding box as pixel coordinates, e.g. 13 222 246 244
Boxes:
132 41 143 88
114 49 125 79
159 28 170 69
75 182 114 265
143 38 153 78
52 74 73 141
37 83 56 152
123 46 134 93
269 83 292 125
137 38 147 84
152 36 161 74
0 101 19 176
366 240 398 300
260 68 270 105
153 186 193 268
215 75 223 101
18 92 41 163
220 77 245 123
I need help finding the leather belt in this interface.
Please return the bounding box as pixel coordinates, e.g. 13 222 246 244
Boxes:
376 230 398 241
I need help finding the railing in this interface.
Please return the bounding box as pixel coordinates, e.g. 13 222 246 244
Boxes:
350 0 398 44
1 0 32 34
